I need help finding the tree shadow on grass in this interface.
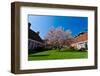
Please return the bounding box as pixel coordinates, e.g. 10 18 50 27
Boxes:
28 48 52 54
29 54 49 57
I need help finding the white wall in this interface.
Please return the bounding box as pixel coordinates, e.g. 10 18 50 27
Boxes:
0 0 100 76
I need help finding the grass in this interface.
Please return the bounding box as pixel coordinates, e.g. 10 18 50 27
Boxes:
28 48 88 61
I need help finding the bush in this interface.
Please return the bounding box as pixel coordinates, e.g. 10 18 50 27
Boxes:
60 47 79 52
70 47 75 50
78 48 87 52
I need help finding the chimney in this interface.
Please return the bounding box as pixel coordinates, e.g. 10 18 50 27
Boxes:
37 31 40 35
28 22 31 29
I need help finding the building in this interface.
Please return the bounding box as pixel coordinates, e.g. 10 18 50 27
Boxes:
28 23 43 50
71 32 88 49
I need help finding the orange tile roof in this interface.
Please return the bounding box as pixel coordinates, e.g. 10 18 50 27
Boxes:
73 33 88 43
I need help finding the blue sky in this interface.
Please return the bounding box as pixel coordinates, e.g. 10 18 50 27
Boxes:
28 15 88 39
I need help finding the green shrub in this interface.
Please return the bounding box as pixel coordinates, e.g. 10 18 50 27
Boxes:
60 47 79 52
78 48 87 52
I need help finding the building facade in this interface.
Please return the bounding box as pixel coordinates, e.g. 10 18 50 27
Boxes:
71 32 88 49
28 23 43 50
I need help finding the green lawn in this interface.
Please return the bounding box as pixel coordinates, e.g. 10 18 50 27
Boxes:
28 49 88 61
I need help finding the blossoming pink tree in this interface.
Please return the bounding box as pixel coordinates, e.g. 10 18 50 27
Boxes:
44 26 73 50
